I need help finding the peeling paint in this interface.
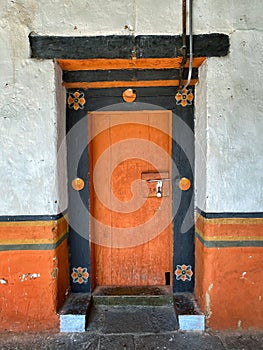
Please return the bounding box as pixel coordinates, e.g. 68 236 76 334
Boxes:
51 268 58 279
237 319 242 330
0 278 8 285
205 283 213 319
20 273 40 282
240 271 247 279
239 272 255 285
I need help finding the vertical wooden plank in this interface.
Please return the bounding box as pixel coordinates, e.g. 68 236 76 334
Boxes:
110 112 150 285
90 113 112 286
148 111 172 285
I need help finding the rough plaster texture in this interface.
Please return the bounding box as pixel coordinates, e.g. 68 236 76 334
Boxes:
0 2 67 215
55 63 68 214
0 0 263 214
196 30 263 212
194 61 208 213
0 58 61 215
3 0 262 36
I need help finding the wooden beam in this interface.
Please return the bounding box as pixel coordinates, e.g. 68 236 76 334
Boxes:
58 58 205 71
30 34 229 59
63 79 198 89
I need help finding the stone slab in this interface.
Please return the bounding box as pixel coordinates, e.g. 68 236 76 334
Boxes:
99 334 135 350
59 293 92 332
60 314 86 333
178 315 205 331
220 332 263 350
135 332 225 350
86 305 178 334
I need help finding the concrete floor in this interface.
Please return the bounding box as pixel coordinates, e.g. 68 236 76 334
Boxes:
0 330 263 350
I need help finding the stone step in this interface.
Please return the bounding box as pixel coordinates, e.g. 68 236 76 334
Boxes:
174 293 205 331
86 304 179 334
59 293 92 332
59 288 205 333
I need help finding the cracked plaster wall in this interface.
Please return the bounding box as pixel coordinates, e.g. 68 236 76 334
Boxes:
0 0 262 214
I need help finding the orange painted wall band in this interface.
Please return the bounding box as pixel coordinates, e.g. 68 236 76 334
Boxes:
0 216 68 250
194 238 263 330
196 213 263 240
63 79 198 89
0 240 70 331
195 213 263 247
57 57 206 71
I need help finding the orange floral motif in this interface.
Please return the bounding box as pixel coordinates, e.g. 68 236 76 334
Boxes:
67 91 86 110
71 267 89 284
175 264 193 281
175 88 194 107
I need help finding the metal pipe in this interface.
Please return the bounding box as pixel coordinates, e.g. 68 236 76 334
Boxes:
178 0 187 90
182 0 187 61
183 0 193 90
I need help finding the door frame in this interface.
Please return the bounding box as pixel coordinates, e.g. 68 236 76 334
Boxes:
66 84 195 294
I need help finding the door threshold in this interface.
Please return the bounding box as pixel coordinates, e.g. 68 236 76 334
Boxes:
92 285 173 306
93 285 172 296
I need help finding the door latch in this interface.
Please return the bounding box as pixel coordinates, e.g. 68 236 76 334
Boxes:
141 172 170 198
156 180 163 198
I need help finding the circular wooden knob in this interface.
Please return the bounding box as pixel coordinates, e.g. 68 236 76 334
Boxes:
122 88 136 103
179 177 191 191
71 178 85 191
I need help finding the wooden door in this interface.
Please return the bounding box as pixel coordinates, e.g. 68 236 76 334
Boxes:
89 110 172 287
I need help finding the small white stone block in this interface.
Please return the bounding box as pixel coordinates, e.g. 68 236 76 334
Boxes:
60 314 86 332
178 315 205 331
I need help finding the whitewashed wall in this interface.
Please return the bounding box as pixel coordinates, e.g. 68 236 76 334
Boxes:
195 6 263 212
0 0 262 215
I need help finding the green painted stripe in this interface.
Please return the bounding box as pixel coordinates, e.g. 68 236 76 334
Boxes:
0 232 68 252
195 232 263 248
0 211 67 222
196 207 263 219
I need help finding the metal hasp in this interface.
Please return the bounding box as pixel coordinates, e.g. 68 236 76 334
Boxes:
156 180 163 198
141 172 170 198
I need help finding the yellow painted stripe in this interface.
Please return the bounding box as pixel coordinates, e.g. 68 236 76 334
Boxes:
0 228 68 246
196 213 263 225
195 226 263 242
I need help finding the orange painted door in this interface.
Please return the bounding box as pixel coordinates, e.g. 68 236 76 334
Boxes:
89 110 172 286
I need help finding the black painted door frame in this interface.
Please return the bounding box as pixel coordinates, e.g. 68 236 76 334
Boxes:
28 32 229 294
66 86 195 294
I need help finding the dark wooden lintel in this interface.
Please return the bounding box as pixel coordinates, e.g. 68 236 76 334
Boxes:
63 68 199 83
29 33 229 60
